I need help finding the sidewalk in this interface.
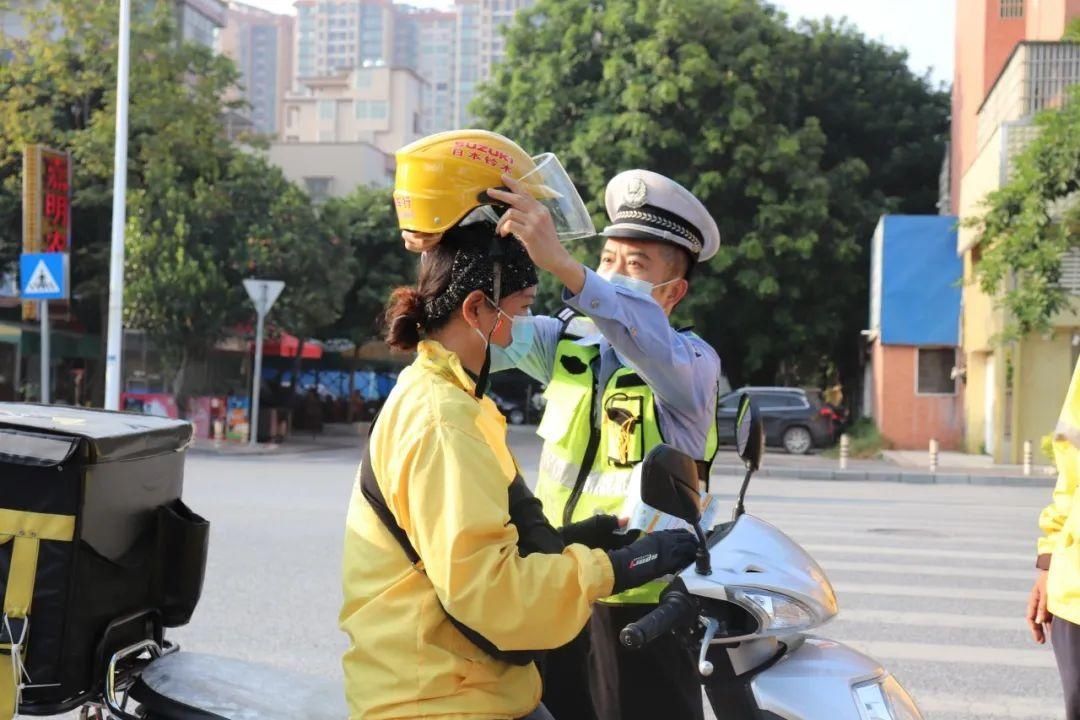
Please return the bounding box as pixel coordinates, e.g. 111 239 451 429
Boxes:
188 421 1058 488
187 422 365 457
710 447 1056 488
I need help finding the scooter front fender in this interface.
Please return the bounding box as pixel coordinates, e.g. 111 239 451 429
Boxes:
744 636 922 720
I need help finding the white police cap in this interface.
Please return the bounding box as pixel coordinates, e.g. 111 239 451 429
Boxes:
602 170 720 262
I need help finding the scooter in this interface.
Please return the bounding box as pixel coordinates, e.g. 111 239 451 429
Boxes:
57 625 346 720
618 393 923 720
59 395 919 720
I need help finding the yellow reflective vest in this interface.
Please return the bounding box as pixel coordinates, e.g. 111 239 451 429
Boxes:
534 333 718 604
340 341 615 720
1040 361 1080 626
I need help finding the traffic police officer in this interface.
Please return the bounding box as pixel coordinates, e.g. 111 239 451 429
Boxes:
485 169 723 720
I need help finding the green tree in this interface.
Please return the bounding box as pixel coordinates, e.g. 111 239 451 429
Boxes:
789 17 950 385
1064 17 1080 41
124 180 231 399
0 0 243 401
473 0 948 387
0 1 352 404
968 83 1080 340
125 151 354 401
320 186 414 346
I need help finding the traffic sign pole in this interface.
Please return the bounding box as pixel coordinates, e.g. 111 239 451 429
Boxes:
20 253 67 404
242 279 285 446
39 300 49 404
251 298 265 446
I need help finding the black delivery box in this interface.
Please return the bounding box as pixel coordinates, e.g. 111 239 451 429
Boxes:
0 404 207 713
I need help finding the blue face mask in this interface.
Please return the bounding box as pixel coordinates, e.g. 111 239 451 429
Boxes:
599 272 677 300
489 303 536 366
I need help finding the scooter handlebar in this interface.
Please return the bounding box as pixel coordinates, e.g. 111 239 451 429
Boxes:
618 589 697 650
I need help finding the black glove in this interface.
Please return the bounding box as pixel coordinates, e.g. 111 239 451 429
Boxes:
606 529 698 594
560 514 641 550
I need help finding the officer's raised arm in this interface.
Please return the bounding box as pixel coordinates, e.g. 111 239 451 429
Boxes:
491 170 721 407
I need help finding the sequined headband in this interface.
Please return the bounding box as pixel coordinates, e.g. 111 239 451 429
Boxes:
422 223 539 323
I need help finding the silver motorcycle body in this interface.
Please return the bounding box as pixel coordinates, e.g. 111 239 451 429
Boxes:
677 514 922 720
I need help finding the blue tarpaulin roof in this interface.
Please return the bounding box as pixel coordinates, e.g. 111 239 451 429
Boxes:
870 215 961 347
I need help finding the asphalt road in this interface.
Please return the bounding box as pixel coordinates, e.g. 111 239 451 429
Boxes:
146 430 1066 720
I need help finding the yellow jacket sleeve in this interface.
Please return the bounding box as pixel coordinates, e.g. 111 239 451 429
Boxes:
1038 438 1079 561
394 421 615 652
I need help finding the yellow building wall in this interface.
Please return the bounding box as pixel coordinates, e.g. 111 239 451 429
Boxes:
1012 331 1078 463
962 252 1000 354
963 350 989 455
959 125 1005 456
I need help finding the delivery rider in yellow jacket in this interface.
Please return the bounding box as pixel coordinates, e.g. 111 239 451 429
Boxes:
1028 359 1080 720
405 164 724 720
340 130 697 720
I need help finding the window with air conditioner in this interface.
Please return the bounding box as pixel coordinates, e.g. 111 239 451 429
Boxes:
304 177 333 203
1000 0 1024 18
1060 248 1080 295
917 348 957 395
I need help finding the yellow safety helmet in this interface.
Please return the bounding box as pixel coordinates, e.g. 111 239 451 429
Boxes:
393 130 538 235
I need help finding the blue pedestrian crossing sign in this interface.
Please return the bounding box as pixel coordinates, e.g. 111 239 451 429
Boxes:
20 253 68 300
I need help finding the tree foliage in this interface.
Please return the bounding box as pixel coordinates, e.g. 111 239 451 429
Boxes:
125 152 354 398
0 0 242 301
969 83 1080 340
474 0 948 386
320 186 414 344
0 1 354 401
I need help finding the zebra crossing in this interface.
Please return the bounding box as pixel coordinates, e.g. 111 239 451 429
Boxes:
702 472 1065 720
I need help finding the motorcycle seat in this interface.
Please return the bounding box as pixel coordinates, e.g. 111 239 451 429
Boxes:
129 652 348 720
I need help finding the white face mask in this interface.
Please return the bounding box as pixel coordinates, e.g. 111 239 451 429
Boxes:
598 271 678 299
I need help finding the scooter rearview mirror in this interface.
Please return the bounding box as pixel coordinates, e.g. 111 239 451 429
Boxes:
640 444 701 524
640 444 712 575
733 394 764 519
735 394 764 472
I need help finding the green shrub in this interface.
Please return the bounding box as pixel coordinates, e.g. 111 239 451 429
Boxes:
1042 434 1055 463
823 419 891 460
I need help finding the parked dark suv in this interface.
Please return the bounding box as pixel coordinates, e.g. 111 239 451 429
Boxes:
717 387 832 454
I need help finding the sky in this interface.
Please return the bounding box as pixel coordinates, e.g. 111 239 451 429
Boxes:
245 0 955 87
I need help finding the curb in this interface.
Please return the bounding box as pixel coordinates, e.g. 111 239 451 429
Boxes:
710 464 1056 488
187 440 360 458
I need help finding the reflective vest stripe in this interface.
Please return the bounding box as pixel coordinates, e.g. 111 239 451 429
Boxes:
534 331 720 605
539 453 636 498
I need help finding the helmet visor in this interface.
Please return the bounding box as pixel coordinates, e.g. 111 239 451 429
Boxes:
518 153 596 242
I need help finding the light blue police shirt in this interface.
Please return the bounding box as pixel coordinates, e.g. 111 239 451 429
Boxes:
493 267 722 459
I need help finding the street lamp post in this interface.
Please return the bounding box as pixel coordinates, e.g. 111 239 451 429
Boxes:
104 0 131 411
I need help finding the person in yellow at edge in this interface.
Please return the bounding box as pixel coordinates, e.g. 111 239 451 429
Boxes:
339 130 698 720
1027 360 1080 720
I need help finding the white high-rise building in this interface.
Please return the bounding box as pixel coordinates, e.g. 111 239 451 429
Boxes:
219 2 294 135
411 9 456 134
294 0 395 82
176 0 228 49
452 0 532 127
1 1 226 49
274 63 423 199
287 0 532 135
